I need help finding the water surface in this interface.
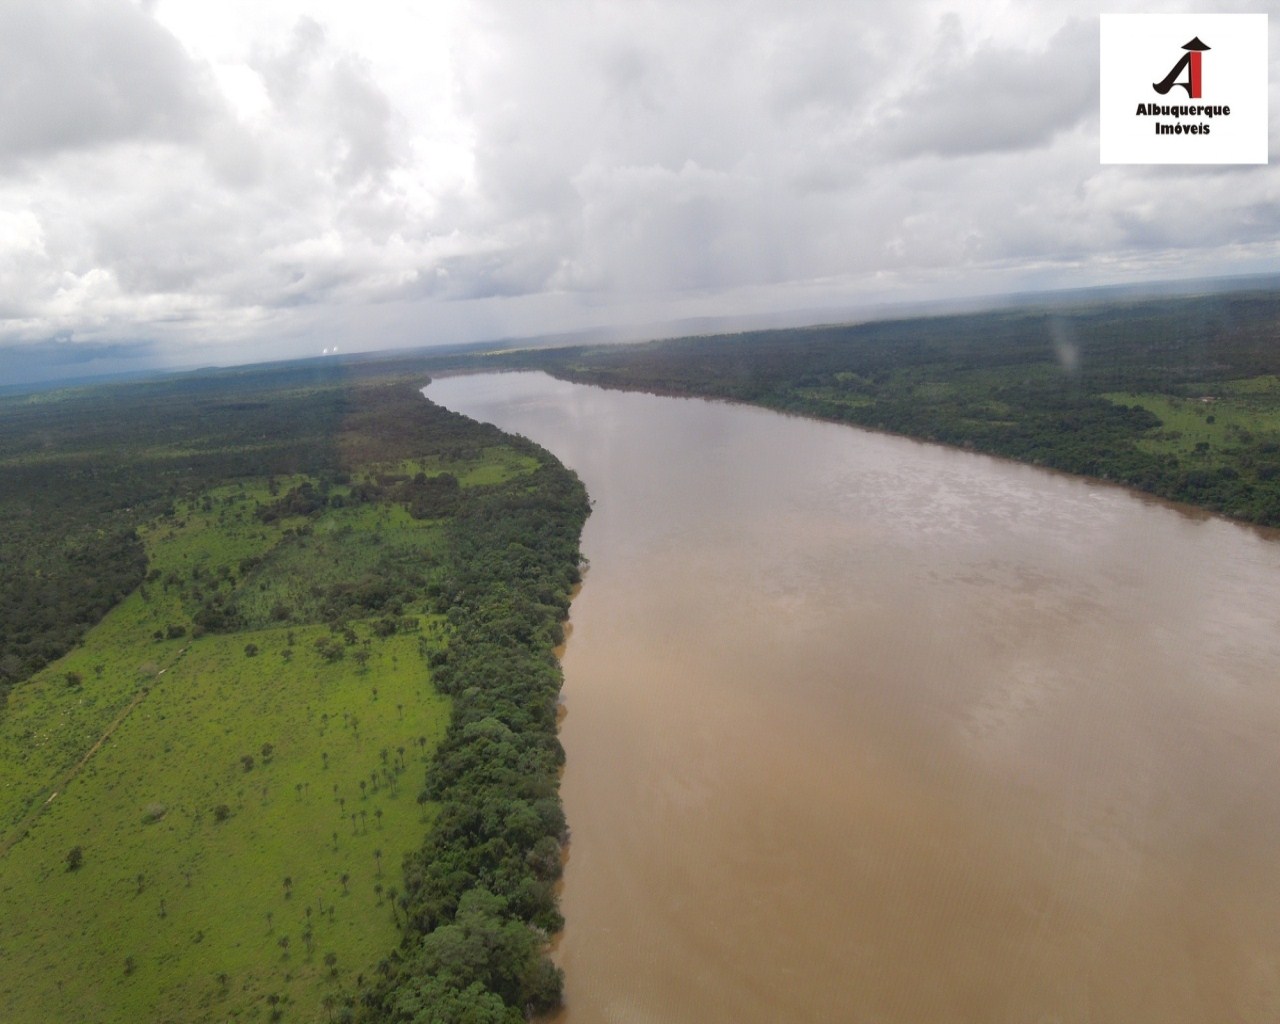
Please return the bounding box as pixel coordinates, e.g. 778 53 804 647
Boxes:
427 372 1280 1024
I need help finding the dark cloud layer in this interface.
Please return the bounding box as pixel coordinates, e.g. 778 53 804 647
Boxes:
1 337 158 389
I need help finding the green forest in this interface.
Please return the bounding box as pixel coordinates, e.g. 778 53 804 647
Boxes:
473 286 1280 527
0 366 587 1023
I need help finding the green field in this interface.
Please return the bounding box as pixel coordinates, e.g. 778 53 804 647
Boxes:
0 480 454 1022
1105 377 1280 459
0 376 574 1023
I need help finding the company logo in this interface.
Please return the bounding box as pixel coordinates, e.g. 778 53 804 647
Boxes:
1133 35 1227 139
1153 36 1208 98
1099 14 1267 165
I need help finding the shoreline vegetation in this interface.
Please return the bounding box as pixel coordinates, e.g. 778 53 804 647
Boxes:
455 287 1280 530
0 367 588 1023
361 395 589 1023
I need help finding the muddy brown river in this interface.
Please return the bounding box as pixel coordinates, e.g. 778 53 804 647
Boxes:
426 371 1280 1024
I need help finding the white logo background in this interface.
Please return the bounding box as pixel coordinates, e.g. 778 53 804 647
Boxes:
1100 13 1268 165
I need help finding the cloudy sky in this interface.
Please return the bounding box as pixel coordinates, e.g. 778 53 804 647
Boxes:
1 0 1277 382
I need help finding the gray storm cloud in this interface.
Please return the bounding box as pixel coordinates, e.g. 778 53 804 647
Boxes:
0 0 1278 377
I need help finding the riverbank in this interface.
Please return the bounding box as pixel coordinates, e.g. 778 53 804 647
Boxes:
467 288 1280 529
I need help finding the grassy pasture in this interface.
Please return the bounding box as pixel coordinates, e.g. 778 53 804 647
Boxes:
0 468 457 1021
381 446 541 487
1105 384 1280 459
0 372 587 1022
0 624 447 1023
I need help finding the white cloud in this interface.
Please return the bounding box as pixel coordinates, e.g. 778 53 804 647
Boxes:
0 0 215 162
0 0 1278 375
871 18 1098 159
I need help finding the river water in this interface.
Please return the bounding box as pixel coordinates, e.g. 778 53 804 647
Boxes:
425 371 1280 1024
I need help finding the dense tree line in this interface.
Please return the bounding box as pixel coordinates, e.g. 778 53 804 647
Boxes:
0 366 354 697
362 450 589 1023
261 384 590 1022
270 381 590 1021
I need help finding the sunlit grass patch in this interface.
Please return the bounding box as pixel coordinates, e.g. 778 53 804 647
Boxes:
1104 390 1280 457
1 465 452 1023
0 614 448 1023
381 445 540 488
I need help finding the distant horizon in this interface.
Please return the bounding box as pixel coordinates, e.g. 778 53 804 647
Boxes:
2 1 1276 390
6 268 1278 395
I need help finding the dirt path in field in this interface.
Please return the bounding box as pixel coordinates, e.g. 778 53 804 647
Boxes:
0 646 189 858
